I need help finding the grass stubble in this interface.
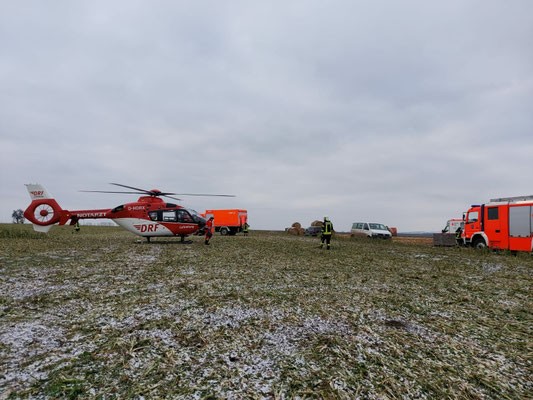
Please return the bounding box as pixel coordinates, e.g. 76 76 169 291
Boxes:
0 224 531 399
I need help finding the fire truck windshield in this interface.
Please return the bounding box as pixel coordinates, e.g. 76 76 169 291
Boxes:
467 211 478 223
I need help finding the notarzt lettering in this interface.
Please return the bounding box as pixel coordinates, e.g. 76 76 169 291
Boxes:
75 212 107 218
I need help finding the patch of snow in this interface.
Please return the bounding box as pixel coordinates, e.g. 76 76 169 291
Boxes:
482 262 504 273
0 321 67 390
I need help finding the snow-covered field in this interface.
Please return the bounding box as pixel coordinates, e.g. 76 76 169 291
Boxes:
1 225 531 398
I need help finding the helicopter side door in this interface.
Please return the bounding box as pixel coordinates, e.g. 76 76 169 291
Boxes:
146 209 199 236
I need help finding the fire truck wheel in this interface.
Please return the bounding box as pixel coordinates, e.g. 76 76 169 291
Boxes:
220 227 228 235
473 238 487 249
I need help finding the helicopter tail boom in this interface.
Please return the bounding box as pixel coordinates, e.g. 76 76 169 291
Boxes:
24 184 114 233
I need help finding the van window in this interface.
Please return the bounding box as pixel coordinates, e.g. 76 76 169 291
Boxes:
364 223 369 230
369 223 387 230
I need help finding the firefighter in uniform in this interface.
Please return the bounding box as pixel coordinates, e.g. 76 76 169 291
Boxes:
243 222 249 236
455 226 463 246
205 217 214 245
72 219 80 233
320 217 334 250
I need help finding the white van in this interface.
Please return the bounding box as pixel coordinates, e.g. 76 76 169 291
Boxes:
351 222 392 239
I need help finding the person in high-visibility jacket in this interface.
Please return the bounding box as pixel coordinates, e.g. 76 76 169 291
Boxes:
72 219 80 233
320 217 334 250
455 226 463 246
205 217 214 245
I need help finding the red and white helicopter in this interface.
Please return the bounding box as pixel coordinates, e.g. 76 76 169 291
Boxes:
23 183 234 242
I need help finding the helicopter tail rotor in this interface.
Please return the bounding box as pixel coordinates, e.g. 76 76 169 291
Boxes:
24 184 66 232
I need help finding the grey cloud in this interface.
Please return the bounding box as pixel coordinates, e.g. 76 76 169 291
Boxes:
1 0 532 232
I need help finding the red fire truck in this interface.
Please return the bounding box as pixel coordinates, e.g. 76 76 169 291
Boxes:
462 195 533 252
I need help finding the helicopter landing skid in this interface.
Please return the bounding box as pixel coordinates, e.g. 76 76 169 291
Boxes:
136 238 194 244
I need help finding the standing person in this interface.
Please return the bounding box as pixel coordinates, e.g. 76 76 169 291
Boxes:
73 220 80 233
243 221 249 236
204 216 214 245
455 226 463 246
320 216 334 250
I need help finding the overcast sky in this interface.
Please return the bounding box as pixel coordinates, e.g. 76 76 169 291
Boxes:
1 0 532 232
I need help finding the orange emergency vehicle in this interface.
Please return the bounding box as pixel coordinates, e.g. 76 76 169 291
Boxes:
203 209 248 235
462 195 533 252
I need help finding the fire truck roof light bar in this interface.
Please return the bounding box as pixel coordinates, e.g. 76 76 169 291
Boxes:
490 195 533 203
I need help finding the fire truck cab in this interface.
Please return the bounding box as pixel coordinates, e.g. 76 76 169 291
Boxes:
462 195 533 252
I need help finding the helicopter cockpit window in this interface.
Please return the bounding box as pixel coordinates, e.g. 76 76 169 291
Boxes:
189 209 206 224
177 209 194 223
148 211 158 221
162 211 177 222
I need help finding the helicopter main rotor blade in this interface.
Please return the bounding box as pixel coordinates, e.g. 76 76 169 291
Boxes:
110 183 154 194
173 193 236 197
111 183 235 197
163 195 183 201
80 190 145 194
110 183 181 198
81 189 183 201
83 183 234 200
